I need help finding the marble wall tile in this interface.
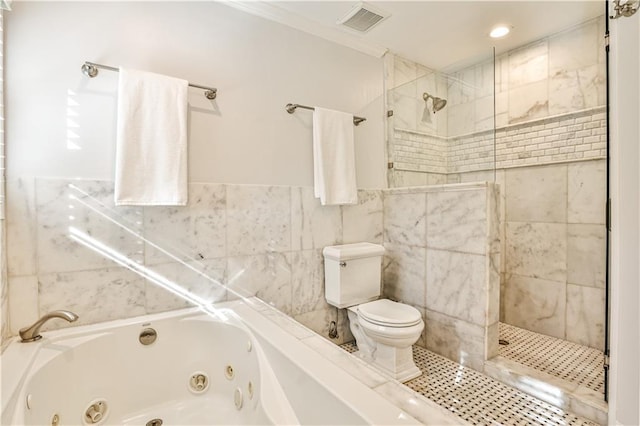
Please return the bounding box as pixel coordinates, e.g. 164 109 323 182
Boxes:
488 183 501 256
505 222 567 282
488 253 501 326
425 309 488 372
6 178 37 276
568 160 606 224
8 275 39 335
505 164 567 223
291 249 330 316
427 173 448 186
226 185 291 256
509 40 549 88
447 102 475 136
566 284 605 349
383 192 426 246
426 249 488 327
567 224 606 288
503 274 566 339
548 19 598 76
392 93 418 130
426 188 487 255
486 321 500 360
393 55 417 89
495 92 509 128
38 266 146 331
475 95 494 132
495 54 508 94
508 80 549 124
144 183 226 265
291 186 341 251
452 170 496 183
447 69 475 106
226 252 292 314
475 60 495 98
293 307 353 346
548 65 604 116
144 259 227 314
35 179 145 274
496 170 507 274
389 170 428 187
342 190 383 244
382 243 426 307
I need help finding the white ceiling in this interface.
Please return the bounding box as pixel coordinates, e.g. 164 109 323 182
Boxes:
230 1 605 70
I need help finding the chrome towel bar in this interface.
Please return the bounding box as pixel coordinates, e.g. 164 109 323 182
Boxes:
286 103 366 126
81 61 217 100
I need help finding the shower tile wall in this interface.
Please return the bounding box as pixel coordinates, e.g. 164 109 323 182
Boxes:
500 159 606 349
382 183 500 372
387 16 606 350
5 178 385 345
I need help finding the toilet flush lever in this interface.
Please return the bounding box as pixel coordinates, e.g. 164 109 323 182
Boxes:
340 261 347 267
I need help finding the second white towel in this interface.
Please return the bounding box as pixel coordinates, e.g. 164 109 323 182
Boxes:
312 107 358 206
114 67 189 206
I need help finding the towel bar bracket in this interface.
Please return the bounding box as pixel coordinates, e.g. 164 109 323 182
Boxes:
285 103 366 126
81 61 217 100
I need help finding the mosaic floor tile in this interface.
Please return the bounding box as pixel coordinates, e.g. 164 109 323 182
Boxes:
340 342 598 426
499 323 605 394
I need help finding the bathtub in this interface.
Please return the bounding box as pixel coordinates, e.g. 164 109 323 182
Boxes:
1 299 419 425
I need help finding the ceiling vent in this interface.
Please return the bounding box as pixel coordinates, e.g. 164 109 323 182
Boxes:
337 2 390 33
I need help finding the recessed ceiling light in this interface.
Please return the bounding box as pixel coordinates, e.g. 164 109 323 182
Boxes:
490 25 510 38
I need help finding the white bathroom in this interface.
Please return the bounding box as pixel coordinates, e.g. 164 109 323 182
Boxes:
0 1 638 426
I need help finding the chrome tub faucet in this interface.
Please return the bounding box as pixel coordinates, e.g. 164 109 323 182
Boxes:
19 310 79 342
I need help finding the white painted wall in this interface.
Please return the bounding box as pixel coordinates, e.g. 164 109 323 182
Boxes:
5 1 386 188
608 6 640 426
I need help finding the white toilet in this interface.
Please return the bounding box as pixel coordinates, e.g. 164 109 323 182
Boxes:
323 242 424 382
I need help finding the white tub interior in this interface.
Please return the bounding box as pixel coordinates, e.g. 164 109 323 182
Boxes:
1 301 420 425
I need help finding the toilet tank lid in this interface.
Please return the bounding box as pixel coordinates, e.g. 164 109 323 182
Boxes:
323 242 385 260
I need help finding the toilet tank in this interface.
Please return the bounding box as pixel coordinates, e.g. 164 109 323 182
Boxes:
323 242 385 309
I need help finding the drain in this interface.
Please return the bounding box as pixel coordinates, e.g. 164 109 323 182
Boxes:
499 339 510 346
146 419 163 426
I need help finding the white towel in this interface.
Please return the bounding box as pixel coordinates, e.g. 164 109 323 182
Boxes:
114 67 189 206
312 107 358 206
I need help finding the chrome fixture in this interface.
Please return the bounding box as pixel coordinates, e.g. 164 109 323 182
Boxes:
139 328 158 345
146 419 163 426
81 61 218 100
423 92 447 113
610 0 638 18
285 103 367 126
19 310 79 342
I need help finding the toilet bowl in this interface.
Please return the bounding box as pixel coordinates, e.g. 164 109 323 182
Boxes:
323 242 424 382
347 299 424 382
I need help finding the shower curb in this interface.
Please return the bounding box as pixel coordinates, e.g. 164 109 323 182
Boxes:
483 356 607 425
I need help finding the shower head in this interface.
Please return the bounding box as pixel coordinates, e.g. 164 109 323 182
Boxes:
422 92 447 113
432 97 447 112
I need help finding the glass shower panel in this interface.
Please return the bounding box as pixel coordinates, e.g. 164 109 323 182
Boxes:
387 50 496 187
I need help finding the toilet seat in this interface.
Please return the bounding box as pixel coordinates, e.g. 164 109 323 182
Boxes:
357 299 422 327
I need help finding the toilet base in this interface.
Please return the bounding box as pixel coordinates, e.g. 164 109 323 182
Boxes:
353 345 422 382
347 309 423 382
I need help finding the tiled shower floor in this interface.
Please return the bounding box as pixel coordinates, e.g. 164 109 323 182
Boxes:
340 342 598 426
499 323 605 394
